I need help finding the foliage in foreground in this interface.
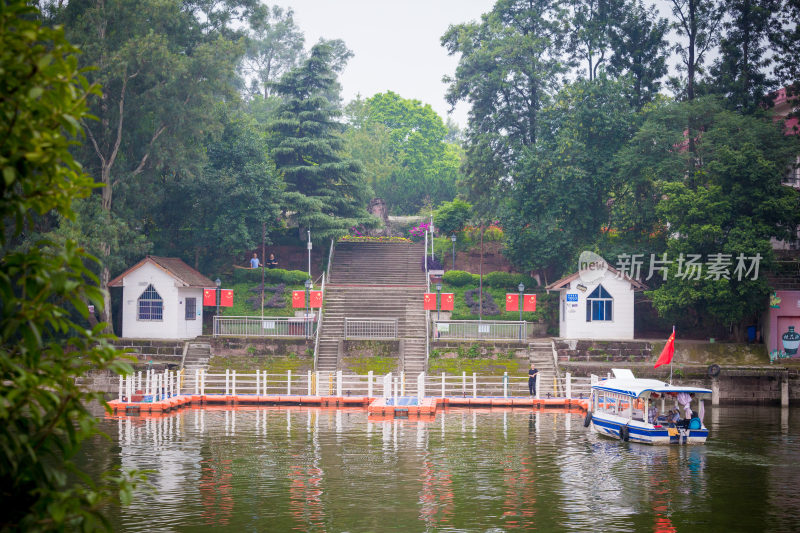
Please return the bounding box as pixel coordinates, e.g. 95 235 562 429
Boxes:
0 2 138 530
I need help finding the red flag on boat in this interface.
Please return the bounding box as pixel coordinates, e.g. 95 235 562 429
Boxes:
523 294 537 312
203 288 216 306
654 330 676 368
220 289 234 307
505 293 519 311
292 290 305 308
423 293 437 310
310 290 322 308
440 293 454 311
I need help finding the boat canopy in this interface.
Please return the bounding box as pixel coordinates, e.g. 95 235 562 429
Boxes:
592 369 712 398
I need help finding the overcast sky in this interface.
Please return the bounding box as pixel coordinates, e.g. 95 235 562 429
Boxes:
277 0 678 128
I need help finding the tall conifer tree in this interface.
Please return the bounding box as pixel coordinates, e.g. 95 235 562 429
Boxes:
271 43 373 240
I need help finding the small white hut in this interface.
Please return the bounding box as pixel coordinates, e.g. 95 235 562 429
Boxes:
109 256 214 339
546 262 646 340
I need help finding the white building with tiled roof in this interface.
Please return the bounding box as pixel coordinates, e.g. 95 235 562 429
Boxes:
109 256 215 339
546 259 647 340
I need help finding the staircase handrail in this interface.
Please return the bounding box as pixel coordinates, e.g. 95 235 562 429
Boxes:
550 338 563 396
326 237 335 280
313 272 325 370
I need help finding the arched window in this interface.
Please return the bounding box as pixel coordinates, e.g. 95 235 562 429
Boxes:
586 285 612 322
138 284 163 321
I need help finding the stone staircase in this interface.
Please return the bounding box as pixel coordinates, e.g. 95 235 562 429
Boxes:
317 241 427 373
180 341 212 394
528 340 562 397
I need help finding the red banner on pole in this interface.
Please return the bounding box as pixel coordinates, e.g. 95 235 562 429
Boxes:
220 289 234 307
505 293 519 311
423 293 437 310
310 290 322 308
654 330 676 368
292 291 305 308
203 288 216 306
523 294 537 312
441 293 455 311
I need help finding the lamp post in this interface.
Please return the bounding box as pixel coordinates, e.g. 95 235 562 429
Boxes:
307 229 312 279
451 233 457 269
436 282 442 321
215 278 221 318
518 282 524 341
304 278 312 340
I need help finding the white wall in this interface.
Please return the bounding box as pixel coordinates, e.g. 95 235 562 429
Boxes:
120 262 204 339
557 272 635 340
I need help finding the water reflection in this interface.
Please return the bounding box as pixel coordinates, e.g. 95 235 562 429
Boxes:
94 405 800 532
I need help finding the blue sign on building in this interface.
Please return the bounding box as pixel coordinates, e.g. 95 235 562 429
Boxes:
566 293 578 302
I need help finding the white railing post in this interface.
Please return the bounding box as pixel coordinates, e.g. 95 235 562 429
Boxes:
400 371 405 397
162 369 168 398
368 371 374 398
473 373 477 398
118 375 123 401
315 371 320 396
441 372 446 398
256 369 260 396
462 372 466 397
194 369 199 395
232 370 237 396
225 369 230 395
137 371 142 393
535 373 540 400
565 372 572 399
336 370 342 396
287 370 292 395
201 369 206 396
394 374 399 404
418 372 425 400
503 372 508 398
307 370 312 396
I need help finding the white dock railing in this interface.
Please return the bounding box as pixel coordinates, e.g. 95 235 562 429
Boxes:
432 320 527 342
131 370 593 400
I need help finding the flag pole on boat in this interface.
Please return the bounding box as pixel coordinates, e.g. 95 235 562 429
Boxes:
670 325 674 385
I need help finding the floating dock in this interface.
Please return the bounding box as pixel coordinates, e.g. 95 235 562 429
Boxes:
108 394 590 417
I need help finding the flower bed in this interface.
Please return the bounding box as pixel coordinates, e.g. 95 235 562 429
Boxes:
338 235 411 243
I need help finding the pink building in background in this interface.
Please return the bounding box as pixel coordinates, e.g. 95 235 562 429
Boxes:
766 290 800 357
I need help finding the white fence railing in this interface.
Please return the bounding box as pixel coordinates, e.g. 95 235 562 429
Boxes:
313 273 326 369
213 315 317 338
162 369 593 400
433 320 527 342
343 318 398 339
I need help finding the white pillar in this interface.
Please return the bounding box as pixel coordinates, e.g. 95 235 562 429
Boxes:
307 370 312 396
315 371 320 396
225 369 230 395
288 369 292 395
418 372 425 400
368 371 374 398
232 370 237 396
255 369 260 396
565 372 572 399
400 371 405 397
118 375 123 401
137 371 142 392
462 372 466 397
441 372 446 398
503 372 508 398
201 369 205 396
473 373 477 398
535 373 540 400
336 370 342 397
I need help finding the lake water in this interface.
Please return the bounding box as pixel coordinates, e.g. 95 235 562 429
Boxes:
84 405 800 532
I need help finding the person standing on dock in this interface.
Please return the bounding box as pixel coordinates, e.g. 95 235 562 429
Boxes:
528 363 539 396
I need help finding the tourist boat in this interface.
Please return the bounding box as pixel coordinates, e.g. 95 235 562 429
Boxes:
585 369 712 445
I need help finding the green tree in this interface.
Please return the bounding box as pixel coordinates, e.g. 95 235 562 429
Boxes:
607 0 670 109
567 0 625 81
769 0 800 92
668 0 723 101
434 199 473 235
52 0 257 331
150 106 283 273
501 77 638 279
349 91 462 214
442 0 569 217
711 0 778 113
628 99 800 333
0 2 137 529
271 43 374 241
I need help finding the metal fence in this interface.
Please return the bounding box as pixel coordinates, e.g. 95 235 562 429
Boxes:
432 320 527 342
213 315 317 338
175 369 593 400
343 318 399 339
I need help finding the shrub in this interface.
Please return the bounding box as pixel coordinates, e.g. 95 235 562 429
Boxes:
443 270 475 286
464 289 500 315
482 271 538 289
232 267 309 285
